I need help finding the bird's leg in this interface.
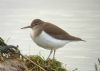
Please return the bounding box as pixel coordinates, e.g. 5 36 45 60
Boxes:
53 49 56 60
47 49 53 60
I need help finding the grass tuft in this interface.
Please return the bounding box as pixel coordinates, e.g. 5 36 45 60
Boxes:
25 55 67 71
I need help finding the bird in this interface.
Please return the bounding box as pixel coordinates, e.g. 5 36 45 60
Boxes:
21 19 84 59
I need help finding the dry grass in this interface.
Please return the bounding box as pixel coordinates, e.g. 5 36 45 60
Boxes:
95 58 100 71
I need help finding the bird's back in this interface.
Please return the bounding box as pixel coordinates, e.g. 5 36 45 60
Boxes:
43 22 83 41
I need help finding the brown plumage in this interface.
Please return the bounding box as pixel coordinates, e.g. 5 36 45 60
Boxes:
43 22 83 41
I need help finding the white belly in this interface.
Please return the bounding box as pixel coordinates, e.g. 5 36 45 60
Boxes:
31 31 70 50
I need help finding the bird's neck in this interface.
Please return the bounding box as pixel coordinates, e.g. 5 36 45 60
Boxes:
32 25 43 37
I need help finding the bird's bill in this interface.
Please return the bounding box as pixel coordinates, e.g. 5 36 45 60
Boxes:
21 26 31 29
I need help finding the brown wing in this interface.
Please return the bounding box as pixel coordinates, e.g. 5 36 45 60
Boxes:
43 23 83 41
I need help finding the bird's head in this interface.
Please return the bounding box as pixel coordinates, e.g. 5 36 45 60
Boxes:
21 19 43 29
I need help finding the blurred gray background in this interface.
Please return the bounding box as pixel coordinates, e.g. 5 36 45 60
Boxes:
0 0 100 71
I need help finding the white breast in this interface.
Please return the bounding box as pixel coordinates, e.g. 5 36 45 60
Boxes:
31 31 70 50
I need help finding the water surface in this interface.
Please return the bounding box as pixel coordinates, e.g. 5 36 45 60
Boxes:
0 0 100 71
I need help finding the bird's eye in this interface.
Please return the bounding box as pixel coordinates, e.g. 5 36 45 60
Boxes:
35 23 38 25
